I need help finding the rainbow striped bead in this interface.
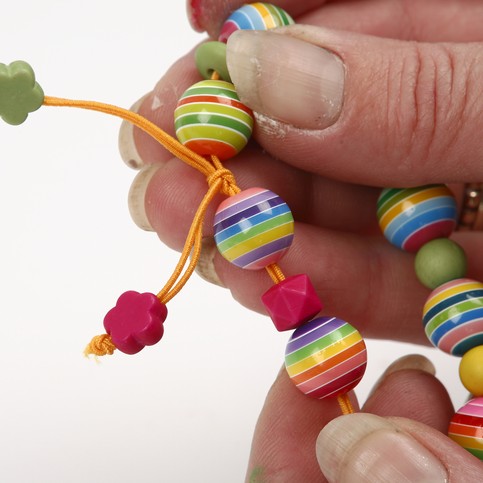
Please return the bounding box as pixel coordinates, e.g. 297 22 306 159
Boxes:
219 3 294 42
423 279 483 356
377 185 457 252
448 398 483 460
174 80 254 161
285 316 367 399
213 187 294 270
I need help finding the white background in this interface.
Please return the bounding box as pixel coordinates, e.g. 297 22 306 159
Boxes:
0 1 464 482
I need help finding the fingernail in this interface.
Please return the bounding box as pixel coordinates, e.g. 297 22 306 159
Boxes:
187 0 204 31
195 236 226 288
226 30 344 130
128 163 161 231
368 354 436 398
316 413 448 483
118 95 149 169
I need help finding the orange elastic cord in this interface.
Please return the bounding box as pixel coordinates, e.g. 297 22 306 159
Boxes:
84 334 116 357
44 96 287 356
337 393 355 415
43 97 217 182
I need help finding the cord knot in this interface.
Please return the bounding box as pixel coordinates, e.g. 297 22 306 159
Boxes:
206 168 239 196
84 334 117 357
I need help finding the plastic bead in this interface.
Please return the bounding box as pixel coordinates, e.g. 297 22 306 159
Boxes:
261 274 323 331
213 187 294 270
285 316 367 399
414 238 467 289
104 291 167 355
448 398 483 460
0 60 44 125
219 3 294 43
195 41 231 82
377 185 457 252
174 80 254 160
422 278 483 356
459 346 483 396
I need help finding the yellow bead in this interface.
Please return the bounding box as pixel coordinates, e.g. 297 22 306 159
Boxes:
459 346 483 396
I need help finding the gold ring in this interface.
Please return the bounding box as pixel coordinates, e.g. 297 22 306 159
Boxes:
458 183 483 231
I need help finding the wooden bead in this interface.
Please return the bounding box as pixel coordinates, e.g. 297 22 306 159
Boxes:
195 41 231 82
459 346 483 396
415 238 467 289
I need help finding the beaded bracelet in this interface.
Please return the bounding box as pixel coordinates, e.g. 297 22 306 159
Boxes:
1 1 482 463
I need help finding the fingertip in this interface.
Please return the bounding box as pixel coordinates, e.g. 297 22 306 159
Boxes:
118 94 150 169
227 30 344 130
247 367 349 482
316 413 449 483
128 163 163 231
132 53 200 166
363 358 454 433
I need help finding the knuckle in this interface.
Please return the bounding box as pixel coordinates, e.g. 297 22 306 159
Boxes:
383 43 476 181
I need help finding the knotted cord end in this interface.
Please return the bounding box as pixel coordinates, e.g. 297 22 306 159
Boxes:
84 334 117 357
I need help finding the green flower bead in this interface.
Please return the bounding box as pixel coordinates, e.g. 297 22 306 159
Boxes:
415 238 467 289
195 41 231 83
0 60 44 125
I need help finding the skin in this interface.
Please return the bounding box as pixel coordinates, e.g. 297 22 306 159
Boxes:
123 0 483 480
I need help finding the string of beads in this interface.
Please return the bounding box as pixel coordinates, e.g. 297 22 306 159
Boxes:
377 185 483 459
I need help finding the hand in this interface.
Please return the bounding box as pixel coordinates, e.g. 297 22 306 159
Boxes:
247 355 483 482
118 0 483 480
122 0 483 344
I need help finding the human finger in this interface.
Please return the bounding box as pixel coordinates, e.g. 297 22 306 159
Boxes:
362 354 454 432
122 52 200 169
128 145 381 235
135 164 483 342
317 413 483 482
210 226 483 343
245 367 356 483
248 354 458 482
226 26 483 186
188 0 483 42
187 0 327 37
317 354 483 481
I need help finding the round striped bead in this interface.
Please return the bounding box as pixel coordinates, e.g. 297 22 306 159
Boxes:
377 185 457 252
219 3 294 43
422 278 483 356
285 316 367 399
448 398 483 460
213 187 294 270
174 80 254 161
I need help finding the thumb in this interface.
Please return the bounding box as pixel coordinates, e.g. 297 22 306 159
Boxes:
226 26 483 186
316 413 483 482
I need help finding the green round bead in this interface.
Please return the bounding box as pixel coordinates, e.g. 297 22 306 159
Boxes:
195 41 231 82
414 238 467 289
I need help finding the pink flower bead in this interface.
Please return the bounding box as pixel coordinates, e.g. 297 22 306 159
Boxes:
104 291 167 355
262 274 323 331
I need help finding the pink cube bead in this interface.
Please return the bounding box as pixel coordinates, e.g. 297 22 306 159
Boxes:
262 274 323 331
